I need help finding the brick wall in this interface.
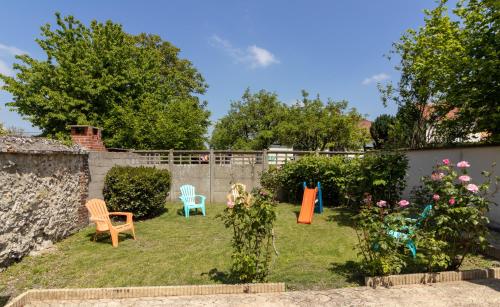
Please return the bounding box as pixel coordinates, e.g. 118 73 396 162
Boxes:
70 126 106 152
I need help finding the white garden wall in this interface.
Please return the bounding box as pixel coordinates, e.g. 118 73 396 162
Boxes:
403 146 500 228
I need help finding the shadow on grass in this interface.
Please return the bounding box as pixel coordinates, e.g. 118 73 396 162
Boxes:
326 208 355 227
329 261 365 286
176 208 204 217
85 232 135 245
0 295 11 307
202 268 239 284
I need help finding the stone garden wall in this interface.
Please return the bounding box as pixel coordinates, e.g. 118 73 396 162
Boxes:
0 137 89 269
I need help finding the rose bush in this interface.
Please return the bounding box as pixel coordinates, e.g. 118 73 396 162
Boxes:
217 186 277 283
355 159 497 275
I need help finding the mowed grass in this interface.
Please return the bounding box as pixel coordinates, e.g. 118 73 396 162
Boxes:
0 203 360 300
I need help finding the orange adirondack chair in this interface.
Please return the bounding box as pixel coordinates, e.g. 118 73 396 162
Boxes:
85 199 136 247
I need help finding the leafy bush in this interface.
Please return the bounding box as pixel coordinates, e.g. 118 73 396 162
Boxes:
260 152 408 209
358 152 408 207
218 186 277 283
103 166 170 219
355 159 497 276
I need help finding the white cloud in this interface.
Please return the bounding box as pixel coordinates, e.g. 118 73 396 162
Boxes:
362 73 390 85
0 59 13 76
209 35 279 69
0 43 27 56
247 45 279 68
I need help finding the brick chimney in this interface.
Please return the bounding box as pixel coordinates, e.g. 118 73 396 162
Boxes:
70 125 106 151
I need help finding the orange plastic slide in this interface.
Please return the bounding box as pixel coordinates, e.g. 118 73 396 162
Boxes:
297 187 317 224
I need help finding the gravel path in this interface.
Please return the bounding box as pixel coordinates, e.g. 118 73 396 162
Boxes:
26 279 500 307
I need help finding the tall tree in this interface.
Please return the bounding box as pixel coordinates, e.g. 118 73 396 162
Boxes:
370 114 397 149
381 0 499 147
277 91 368 151
0 13 210 149
447 0 499 142
210 89 287 150
380 1 464 148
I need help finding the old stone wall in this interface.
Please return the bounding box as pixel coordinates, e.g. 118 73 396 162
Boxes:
0 137 89 269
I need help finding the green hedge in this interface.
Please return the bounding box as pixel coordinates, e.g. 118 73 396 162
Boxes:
103 166 171 219
261 152 408 209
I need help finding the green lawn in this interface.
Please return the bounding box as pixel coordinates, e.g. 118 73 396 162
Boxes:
0 203 361 301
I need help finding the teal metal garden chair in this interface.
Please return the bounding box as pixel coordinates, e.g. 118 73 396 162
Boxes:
179 185 206 218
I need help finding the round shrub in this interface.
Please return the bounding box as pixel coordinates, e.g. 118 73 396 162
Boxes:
103 166 170 219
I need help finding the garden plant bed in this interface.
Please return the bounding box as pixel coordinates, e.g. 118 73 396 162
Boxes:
5 283 285 307
365 267 500 287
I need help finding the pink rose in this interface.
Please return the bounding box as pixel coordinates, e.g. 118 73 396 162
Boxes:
458 175 471 182
398 200 410 207
433 194 440 201
466 184 479 193
227 200 235 208
449 198 456 205
442 159 450 165
376 200 387 208
457 161 470 168
431 172 445 181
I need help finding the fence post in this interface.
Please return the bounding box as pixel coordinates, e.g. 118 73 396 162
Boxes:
209 149 215 204
262 149 268 172
169 149 174 201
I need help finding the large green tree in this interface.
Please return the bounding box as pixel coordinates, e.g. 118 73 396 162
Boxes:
381 0 499 147
277 91 368 151
0 13 210 149
210 89 287 150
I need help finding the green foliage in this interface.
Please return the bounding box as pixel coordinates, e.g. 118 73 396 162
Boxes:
354 159 497 276
277 91 369 151
354 204 411 276
0 13 210 149
370 114 396 149
359 152 409 207
103 166 170 219
260 152 408 209
211 89 369 151
381 0 499 147
217 187 277 283
0 123 6 136
417 160 496 269
210 89 287 150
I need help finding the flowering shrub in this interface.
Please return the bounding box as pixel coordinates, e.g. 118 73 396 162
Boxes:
418 159 495 269
354 197 413 276
217 186 277 283
355 159 497 275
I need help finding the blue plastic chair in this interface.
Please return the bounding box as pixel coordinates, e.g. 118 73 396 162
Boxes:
179 185 206 218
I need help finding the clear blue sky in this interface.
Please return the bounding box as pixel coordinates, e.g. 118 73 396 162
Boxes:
0 0 450 133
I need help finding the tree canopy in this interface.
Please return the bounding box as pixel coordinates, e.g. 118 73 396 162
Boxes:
0 13 210 149
211 89 369 151
210 89 287 150
381 0 499 147
370 114 396 149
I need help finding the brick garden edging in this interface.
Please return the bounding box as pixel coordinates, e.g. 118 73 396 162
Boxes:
365 267 500 288
5 283 285 307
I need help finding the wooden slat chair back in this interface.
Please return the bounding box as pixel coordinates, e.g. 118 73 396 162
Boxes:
85 199 136 247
